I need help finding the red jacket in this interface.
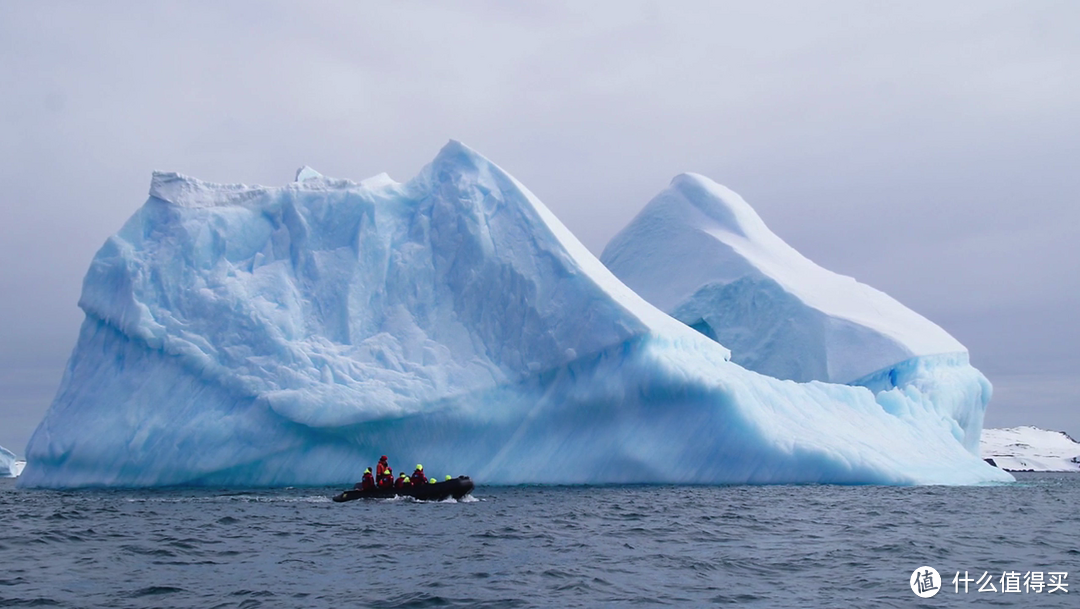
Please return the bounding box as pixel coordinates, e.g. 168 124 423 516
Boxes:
411 470 427 485
361 472 375 490
376 461 390 478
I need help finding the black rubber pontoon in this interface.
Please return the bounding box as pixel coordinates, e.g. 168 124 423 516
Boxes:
332 476 474 502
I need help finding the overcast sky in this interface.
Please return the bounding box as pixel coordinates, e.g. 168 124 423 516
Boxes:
1 1 1078 454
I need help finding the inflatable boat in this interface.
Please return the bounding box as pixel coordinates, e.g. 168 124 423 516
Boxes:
332 475 474 502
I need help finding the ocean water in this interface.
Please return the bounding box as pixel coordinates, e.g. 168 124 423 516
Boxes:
1 473 1076 608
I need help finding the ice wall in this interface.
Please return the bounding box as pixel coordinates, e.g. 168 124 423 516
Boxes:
21 143 1008 487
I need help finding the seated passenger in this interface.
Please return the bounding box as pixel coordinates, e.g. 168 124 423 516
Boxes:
395 472 410 488
361 468 375 491
378 470 394 489
376 455 392 486
410 464 427 485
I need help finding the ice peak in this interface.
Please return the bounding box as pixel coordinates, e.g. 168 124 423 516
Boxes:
602 172 968 385
422 140 522 211
295 166 323 182
666 173 769 240
434 139 483 166
426 140 497 186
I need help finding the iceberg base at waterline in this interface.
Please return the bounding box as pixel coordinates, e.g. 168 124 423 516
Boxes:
24 320 1008 487
20 142 1009 488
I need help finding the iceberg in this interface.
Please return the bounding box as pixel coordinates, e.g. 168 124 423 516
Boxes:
981 427 1080 472
601 174 994 455
0 445 22 478
21 142 1009 488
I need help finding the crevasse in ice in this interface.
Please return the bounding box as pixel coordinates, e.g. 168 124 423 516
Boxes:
20 142 1009 487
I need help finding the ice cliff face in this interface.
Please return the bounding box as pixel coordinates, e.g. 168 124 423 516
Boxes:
21 143 1008 488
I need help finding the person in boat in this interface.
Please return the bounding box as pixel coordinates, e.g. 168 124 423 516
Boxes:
410 464 427 485
376 455 392 485
378 472 394 489
395 472 410 489
360 468 375 491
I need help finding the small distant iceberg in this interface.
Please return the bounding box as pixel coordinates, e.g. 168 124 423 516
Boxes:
0 445 24 478
981 426 1080 472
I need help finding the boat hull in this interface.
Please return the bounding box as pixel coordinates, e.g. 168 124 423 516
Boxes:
332 476 474 502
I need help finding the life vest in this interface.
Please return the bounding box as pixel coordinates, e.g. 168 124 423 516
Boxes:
361 472 375 490
411 470 427 485
378 475 393 489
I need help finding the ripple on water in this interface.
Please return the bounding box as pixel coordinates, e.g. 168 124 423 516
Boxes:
129 586 186 598
0 597 63 607
0 476 1078 607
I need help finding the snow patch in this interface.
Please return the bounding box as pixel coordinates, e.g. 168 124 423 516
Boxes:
981 426 1080 472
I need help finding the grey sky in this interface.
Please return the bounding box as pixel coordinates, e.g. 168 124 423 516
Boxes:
1 1 1078 454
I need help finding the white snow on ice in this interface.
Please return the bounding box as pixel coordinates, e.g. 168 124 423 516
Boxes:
20 142 1008 488
600 174 995 456
601 174 965 385
0 445 22 478
981 426 1080 472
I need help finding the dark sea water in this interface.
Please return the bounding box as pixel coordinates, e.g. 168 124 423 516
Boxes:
1 473 1077 608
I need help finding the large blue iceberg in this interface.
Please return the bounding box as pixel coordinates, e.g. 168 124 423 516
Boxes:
21 142 1009 487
